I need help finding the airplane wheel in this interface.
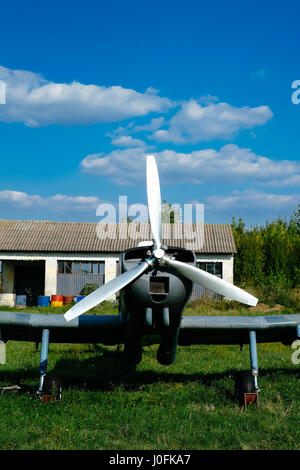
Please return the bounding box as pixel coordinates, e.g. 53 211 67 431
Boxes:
42 374 62 400
234 371 255 404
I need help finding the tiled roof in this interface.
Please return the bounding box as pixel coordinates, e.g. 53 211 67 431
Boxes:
0 220 236 254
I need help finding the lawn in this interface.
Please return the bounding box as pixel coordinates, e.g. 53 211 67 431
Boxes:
0 300 299 450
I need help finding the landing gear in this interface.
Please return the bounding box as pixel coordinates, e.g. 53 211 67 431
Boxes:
234 371 256 405
235 330 259 408
37 329 62 402
41 374 62 402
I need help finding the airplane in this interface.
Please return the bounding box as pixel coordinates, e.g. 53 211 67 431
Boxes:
0 155 299 405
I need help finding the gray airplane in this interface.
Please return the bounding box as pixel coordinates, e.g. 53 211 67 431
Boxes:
0 156 299 405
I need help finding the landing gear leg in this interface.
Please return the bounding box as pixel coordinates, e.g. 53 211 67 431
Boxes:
235 330 259 408
249 330 259 393
38 328 50 395
37 329 62 402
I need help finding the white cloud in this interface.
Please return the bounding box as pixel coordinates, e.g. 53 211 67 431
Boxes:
106 117 165 146
0 190 101 212
80 144 299 186
206 189 299 212
263 174 300 188
47 194 100 212
0 190 42 207
151 100 273 143
145 87 160 94
81 149 144 186
131 117 165 133
198 95 219 104
0 66 172 127
110 135 146 148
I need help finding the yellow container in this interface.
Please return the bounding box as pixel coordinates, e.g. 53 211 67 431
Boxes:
51 301 63 307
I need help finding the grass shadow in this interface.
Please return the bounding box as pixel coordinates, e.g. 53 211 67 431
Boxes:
52 348 300 395
0 346 299 404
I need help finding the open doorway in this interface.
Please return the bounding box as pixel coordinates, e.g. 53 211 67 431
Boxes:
14 261 45 306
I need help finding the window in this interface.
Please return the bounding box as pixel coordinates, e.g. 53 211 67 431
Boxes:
57 261 105 275
71 262 81 274
81 262 92 274
92 263 99 274
57 261 72 273
198 262 222 278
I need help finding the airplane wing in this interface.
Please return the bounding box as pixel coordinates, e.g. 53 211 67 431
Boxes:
0 311 299 398
0 311 125 345
178 314 300 346
1 311 299 347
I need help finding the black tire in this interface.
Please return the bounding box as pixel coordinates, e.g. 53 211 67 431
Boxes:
42 374 62 399
235 371 255 404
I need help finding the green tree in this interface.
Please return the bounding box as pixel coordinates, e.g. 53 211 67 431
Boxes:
231 207 300 289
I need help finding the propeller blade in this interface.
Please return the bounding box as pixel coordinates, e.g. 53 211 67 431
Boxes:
64 260 152 321
146 155 162 250
164 257 258 306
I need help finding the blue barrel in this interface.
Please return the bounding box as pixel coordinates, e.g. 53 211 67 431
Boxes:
38 296 51 307
74 296 85 303
16 295 27 306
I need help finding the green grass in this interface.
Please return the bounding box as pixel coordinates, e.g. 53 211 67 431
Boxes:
0 301 299 450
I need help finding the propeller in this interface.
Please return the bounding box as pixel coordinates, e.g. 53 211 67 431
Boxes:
163 256 258 306
65 154 257 322
146 155 162 254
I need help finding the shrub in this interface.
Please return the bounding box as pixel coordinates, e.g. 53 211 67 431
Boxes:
231 206 300 289
259 274 295 307
80 283 99 296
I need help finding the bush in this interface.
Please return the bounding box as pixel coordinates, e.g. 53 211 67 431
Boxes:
231 206 300 289
259 274 296 307
80 283 99 296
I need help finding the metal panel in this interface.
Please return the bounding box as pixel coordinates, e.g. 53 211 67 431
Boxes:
189 282 222 301
56 273 104 296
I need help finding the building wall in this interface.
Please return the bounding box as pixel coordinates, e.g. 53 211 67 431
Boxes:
196 254 234 283
0 252 120 305
45 258 58 296
190 254 234 301
0 251 234 306
0 261 15 306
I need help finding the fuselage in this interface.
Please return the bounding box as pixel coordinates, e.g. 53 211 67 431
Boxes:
119 246 196 365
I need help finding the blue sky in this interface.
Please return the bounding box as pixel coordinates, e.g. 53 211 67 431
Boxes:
0 0 299 226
